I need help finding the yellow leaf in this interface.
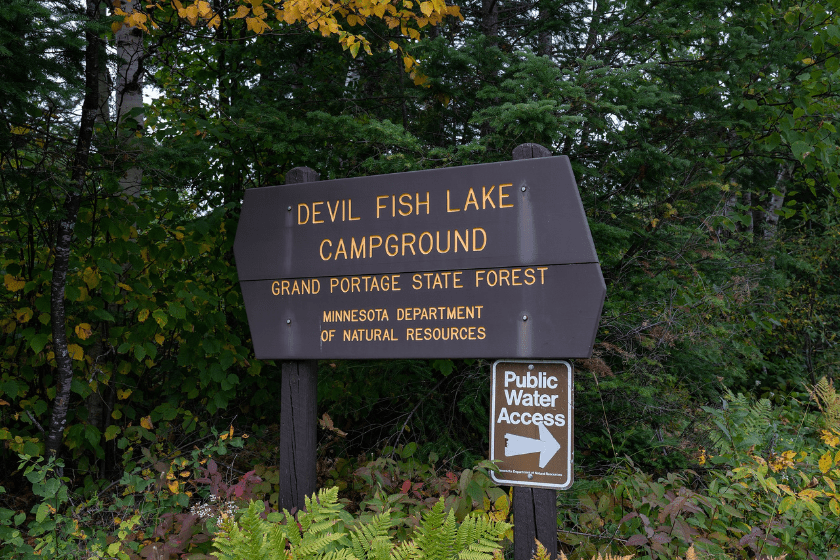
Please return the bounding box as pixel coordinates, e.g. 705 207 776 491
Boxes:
172 0 183 9
246 16 271 33
112 21 123 33
10 126 30 135
230 4 250 18
74 323 93 340
168 480 179 493
140 416 154 430
180 470 191 477
0 400 9 406
15 308 33 323
208 14 221 27
802 57 815 65
82 267 100 289
3 274 26 292
76 286 88 302
196 0 212 17
820 429 840 447
118 283 133 292
155 334 165 345
138 308 150 322
403 55 414 69
819 451 833 474
185 4 199 24
68 344 84 361
419 1 432 16
117 389 132 400
229 425 234 439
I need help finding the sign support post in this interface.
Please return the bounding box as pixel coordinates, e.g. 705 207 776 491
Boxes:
278 166 320 512
511 143 558 560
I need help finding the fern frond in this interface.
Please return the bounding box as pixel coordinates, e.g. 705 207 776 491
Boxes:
390 540 420 560
808 376 840 428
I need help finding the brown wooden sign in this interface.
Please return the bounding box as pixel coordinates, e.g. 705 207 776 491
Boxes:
490 360 573 490
233 157 605 359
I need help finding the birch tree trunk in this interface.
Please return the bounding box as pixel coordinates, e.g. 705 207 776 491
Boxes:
114 0 145 198
763 165 790 241
45 0 103 460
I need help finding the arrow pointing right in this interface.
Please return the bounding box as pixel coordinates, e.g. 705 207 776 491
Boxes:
504 423 561 469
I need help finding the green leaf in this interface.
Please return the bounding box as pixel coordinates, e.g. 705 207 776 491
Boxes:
29 334 49 354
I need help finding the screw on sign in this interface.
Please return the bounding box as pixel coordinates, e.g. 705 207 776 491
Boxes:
490 360 573 490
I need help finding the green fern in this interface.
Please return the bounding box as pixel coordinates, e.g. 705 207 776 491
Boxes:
214 500 289 560
703 390 775 461
212 489 510 560
807 376 840 428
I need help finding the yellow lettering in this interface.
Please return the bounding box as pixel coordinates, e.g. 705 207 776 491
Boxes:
464 188 479 211
320 239 332 260
297 203 309 225
482 185 496 209
402 233 416 256
473 227 486 251
386 234 398 256
436 230 450 253
351 237 366 259
399 193 413 216
416 192 430 214
369 235 382 257
327 200 340 222
524 268 535 285
348 198 360 220
446 190 460 212
499 183 514 208
418 232 433 254
454 230 468 252
376 195 388 218
312 201 324 224
272 281 281 295
335 239 347 260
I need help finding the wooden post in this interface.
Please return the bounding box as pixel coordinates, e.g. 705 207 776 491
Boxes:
278 166 320 512
512 143 559 560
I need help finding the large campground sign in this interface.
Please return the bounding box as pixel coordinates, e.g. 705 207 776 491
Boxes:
233 156 605 359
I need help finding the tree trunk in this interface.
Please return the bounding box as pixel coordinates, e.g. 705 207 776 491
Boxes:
482 0 498 38
763 165 790 240
114 0 145 197
45 0 102 460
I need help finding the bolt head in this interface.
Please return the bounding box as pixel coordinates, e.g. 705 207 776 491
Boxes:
522 315 528 321
286 319 291 324
287 206 292 211
527 473 533 480
521 186 527 192
528 364 534 370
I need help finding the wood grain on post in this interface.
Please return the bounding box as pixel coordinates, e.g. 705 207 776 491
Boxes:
278 166 320 512
512 143 558 560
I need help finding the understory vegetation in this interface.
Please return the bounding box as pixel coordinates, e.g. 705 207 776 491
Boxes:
3 0 840 558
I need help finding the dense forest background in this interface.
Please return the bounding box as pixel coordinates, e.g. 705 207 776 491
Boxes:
2 0 840 558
